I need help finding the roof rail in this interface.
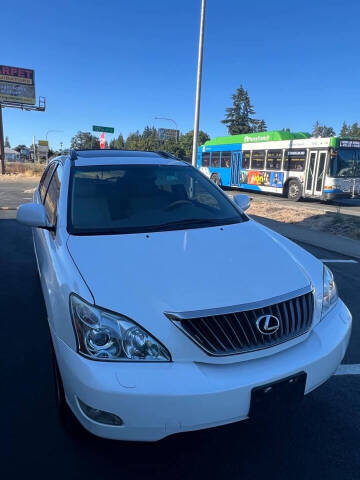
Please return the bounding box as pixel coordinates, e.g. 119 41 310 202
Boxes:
68 149 183 162
69 149 78 162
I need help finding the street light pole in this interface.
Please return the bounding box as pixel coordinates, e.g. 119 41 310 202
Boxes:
154 117 179 142
45 129 64 161
191 0 206 167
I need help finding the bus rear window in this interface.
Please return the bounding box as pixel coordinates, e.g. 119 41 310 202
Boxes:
202 152 210 167
284 149 306 171
251 150 265 169
211 152 220 168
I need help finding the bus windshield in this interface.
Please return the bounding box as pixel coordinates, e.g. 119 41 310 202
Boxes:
328 149 360 177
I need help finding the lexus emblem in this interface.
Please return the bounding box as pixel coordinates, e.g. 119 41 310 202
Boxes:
256 314 280 335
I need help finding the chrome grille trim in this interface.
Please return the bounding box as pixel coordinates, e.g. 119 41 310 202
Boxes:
166 287 314 357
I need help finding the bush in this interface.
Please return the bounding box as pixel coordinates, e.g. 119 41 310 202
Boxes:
4 162 45 176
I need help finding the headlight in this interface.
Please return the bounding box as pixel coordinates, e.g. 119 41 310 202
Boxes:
322 265 338 318
70 294 171 361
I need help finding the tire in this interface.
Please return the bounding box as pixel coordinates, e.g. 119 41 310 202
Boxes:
50 341 85 437
286 179 302 201
210 173 222 186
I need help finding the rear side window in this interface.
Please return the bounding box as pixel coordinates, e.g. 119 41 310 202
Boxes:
221 152 231 168
44 166 61 226
39 163 57 202
211 152 220 168
201 152 210 167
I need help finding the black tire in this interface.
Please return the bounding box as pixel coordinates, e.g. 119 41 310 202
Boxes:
210 173 222 186
50 342 85 437
286 179 302 201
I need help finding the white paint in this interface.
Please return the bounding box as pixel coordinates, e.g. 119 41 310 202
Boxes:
335 364 360 375
320 259 358 264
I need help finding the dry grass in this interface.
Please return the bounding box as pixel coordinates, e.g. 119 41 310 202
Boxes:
1 162 44 178
248 200 360 241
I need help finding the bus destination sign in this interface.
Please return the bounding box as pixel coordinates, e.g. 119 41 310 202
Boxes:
339 140 360 149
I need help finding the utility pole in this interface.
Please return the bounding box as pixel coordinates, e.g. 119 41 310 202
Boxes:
0 106 5 174
191 0 206 167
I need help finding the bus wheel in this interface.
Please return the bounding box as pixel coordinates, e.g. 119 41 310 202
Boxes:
286 179 302 201
211 173 222 186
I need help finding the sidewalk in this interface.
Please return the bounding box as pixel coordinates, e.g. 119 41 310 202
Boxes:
252 214 360 259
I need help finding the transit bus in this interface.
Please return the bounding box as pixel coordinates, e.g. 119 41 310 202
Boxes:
197 131 360 201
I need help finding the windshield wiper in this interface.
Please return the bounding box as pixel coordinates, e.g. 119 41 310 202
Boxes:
155 218 235 230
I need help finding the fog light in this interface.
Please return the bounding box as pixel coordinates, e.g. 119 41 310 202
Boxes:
78 398 123 426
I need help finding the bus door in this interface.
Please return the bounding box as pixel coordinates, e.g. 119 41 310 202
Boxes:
305 151 327 197
230 152 241 186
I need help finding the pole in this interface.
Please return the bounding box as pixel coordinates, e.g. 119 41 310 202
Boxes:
0 106 5 174
33 136 37 163
191 0 206 167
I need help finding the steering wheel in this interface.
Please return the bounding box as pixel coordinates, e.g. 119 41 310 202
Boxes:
165 200 193 210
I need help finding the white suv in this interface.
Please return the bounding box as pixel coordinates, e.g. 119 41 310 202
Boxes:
17 149 352 442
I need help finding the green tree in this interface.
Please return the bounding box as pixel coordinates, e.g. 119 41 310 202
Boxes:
70 131 100 150
253 119 267 132
281 128 291 132
178 130 210 158
109 134 125 149
340 121 350 137
4 136 10 148
14 144 27 152
349 122 360 139
221 85 266 135
312 121 335 138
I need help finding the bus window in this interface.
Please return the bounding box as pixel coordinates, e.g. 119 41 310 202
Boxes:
284 149 306 171
221 152 231 168
251 150 265 170
242 151 251 169
202 152 210 167
211 152 221 168
266 150 282 170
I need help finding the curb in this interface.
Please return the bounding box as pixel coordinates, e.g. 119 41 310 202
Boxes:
251 215 360 260
0 207 17 210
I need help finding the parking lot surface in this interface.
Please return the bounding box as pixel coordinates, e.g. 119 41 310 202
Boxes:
1 211 359 480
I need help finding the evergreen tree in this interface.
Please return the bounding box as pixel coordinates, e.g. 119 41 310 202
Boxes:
281 128 291 132
109 134 125 149
340 121 350 137
253 119 267 132
178 130 210 158
349 122 360 139
221 85 266 135
4 136 10 148
312 121 335 138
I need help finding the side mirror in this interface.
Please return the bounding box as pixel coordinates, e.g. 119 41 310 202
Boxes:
233 194 251 212
16 203 53 230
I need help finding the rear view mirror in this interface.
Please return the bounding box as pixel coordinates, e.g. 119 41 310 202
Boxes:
16 203 53 230
233 194 251 212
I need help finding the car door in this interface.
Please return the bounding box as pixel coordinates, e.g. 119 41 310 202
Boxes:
35 163 62 316
33 162 58 272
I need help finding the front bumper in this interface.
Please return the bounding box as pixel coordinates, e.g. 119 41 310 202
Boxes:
52 299 352 442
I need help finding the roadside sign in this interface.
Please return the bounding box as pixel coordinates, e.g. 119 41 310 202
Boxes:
0 65 36 105
93 125 114 134
158 128 179 142
100 132 105 149
38 140 48 146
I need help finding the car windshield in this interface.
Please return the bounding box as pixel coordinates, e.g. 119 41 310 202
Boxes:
328 149 360 177
68 164 246 234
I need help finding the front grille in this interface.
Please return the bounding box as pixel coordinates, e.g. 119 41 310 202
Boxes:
168 290 314 356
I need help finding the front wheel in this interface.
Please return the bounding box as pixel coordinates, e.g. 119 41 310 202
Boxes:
286 179 302 201
210 173 222 186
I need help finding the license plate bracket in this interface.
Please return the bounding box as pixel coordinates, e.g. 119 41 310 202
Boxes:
249 372 307 420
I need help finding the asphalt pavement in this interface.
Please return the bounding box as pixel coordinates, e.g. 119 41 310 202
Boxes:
1 211 359 480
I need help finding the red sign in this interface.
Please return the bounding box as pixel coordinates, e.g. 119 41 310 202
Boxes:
99 132 105 149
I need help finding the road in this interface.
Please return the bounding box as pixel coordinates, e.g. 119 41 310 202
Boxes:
225 187 360 217
1 210 359 480
0 177 38 209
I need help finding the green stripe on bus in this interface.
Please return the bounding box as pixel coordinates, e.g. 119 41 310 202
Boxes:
204 130 311 146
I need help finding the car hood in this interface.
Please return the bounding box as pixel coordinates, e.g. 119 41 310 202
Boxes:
67 220 312 324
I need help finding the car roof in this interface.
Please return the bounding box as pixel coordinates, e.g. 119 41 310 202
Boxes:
67 149 190 167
